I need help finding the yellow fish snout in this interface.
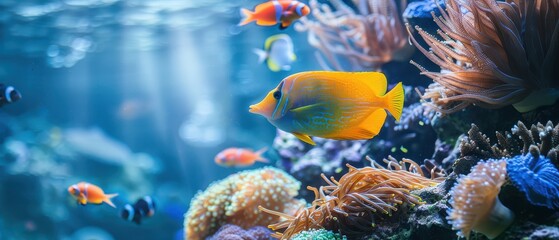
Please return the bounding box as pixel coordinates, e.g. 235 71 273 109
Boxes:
248 104 260 114
249 96 277 119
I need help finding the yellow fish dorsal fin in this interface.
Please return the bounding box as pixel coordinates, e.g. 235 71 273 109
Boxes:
264 34 289 50
328 108 387 140
304 71 388 96
292 132 316 145
350 72 387 96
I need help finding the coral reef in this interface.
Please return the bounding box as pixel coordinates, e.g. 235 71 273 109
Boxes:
291 229 347 240
273 130 368 202
455 121 559 174
447 159 514 239
295 0 409 71
184 167 304 240
395 102 436 132
207 224 272 240
507 149 559 210
259 162 442 239
409 0 559 114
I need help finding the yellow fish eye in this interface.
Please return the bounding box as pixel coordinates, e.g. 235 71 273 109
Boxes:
273 90 282 100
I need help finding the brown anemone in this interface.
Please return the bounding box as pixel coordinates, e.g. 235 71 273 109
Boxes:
260 163 442 239
295 0 409 71
409 0 559 114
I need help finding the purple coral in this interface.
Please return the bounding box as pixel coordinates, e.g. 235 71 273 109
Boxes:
208 224 272 240
507 148 559 210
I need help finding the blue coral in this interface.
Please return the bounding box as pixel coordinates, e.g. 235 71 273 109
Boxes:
507 153 559 210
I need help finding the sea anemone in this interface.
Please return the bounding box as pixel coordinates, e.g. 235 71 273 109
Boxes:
447 159 514 239
260 162 442 239
369 155 447 180
184 167 304 240
295 0 409 71
409 0 559 114
507 146 559 210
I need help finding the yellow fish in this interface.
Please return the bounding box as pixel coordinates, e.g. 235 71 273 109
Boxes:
249 71 404 145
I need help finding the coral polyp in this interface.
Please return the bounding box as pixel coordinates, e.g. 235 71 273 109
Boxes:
447 160 514 239
507 147 559 210
184 167 303 240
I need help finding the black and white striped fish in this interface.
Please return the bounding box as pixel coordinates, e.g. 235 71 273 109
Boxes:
120 196 156 224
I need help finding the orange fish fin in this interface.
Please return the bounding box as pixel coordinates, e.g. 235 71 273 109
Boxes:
255 147 268 156
292 132 316 145
238 8 255 26
255 157 270 163
331 109 387 140
279 21 290 30
103 193 118 208
78 195 87 205
254 147 269 163
383 82 404 121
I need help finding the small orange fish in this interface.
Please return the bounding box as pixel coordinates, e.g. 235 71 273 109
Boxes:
215 147 269 167
239 0 311 29
68 182 118 208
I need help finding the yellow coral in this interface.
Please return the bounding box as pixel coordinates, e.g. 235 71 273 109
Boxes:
261 163 442 239
184 167 303 240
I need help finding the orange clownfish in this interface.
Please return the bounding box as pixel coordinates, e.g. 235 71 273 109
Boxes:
68 182 118 208
215 147 269 167
239 0 311 30
249 71 404 145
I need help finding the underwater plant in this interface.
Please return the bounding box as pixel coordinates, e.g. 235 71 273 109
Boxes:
259 161 442 239
409 0 559 114
295 0 408 71
183 167 304 240
447 159 514 239
507 146 559 210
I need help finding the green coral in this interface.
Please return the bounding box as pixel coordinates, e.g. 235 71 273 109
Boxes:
292 229 347 240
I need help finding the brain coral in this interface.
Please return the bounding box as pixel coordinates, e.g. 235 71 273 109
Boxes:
184 167 303 240
507 147 559 210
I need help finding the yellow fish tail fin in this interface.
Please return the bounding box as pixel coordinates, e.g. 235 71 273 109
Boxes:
103 193 118 208
238 8 255 26
292 132 316 145
384 82 405 121
330 109 387 140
